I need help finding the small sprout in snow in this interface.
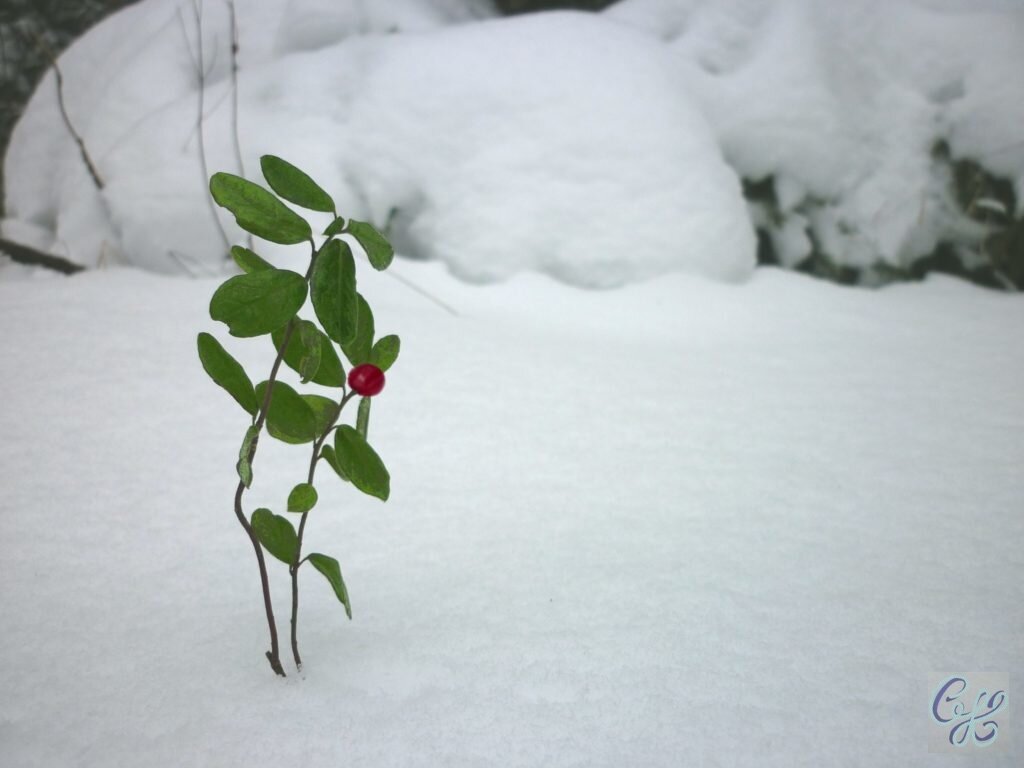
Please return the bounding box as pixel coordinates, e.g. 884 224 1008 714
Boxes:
197 155 401 677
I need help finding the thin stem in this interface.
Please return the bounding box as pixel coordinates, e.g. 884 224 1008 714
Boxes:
233 480 284 675
289 390 355 668
225 0 253 253
26 30 103 190
226 0 244 177
188 0 231 254
384 267 459 317
236 244 321 676
233 319 296 676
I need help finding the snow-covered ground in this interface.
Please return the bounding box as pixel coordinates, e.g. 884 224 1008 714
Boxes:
2 1 1021 763
1 263 1021 766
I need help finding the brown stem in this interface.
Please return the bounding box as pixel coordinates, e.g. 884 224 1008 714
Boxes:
234 318 297 676
27 30 103 190
226 0 246 176
224 0 253 254
233 480 285 675
236 247 320 676
184 0 231 254
289 390 354 668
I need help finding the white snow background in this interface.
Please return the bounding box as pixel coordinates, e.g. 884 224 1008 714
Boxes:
1 0 1023 766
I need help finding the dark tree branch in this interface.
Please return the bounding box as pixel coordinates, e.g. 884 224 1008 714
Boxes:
0 236 83 274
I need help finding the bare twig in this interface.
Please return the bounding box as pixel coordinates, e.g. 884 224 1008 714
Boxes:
168 247 222 277
378 208 460 315
384 267 460 316
225 0 254 252
183 0 231 253
28 30 103 190
226 0 245 178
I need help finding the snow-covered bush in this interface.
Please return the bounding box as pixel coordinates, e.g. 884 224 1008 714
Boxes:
3 0 1022 289
1 0 754 286
605 0 1024 289
743 143 1024 289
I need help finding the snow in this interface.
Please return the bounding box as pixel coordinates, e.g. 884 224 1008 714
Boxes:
3 0 753 286
1 263 1022 766
7 0 1023 281
605 0 1024 272
1 1 1021 762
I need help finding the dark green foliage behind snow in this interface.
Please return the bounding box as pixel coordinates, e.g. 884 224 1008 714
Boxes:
745 142 1023 292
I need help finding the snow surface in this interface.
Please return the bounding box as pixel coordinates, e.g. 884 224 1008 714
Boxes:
2 0 753 286
1 263 1022 766
2 3 1021 762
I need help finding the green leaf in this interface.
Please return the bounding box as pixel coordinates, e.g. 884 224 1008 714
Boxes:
197 332 258 415
340 293 374 366
320 445 349 482
310 239 358 344
230 245 272 273
347 219 394 270
356 396 371 439
297 322 321 383
287 483 318 513
255 380 316 444
369 334 400 372
334 425 389 501
251 508 298 565
323 217 345 236
237 425 259 488
209 269 307 338
307 553 352 619
210 172 312 245
259 155 335 214
271 322 345 387
302 394 339 436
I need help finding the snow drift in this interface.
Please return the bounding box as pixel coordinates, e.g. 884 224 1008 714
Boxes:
2 0 754 286
606 0 1024 282
4 0 1022 286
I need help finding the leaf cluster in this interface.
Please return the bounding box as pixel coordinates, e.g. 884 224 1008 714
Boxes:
198 155 400 628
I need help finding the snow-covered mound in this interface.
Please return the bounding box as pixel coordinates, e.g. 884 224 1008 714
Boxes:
606 0 1024 277
2 0 754 286
7 0 1021 285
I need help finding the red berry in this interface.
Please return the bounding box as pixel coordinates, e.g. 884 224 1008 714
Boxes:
348 363 385 396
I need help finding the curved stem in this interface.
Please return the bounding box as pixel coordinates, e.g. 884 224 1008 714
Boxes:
233 481 285 676
237 244 321 676
289 390 355 668
234 318 297 676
